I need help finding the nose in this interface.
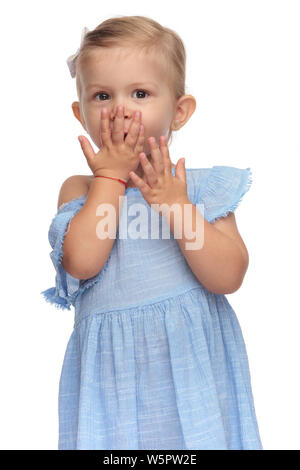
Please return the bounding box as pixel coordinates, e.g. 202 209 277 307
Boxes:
110 104 139 133
110 104 131 120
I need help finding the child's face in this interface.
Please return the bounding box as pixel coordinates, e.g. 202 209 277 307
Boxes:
73 46 177 156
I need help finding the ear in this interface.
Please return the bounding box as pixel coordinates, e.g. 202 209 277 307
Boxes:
71 101 87 131
171 95 197 131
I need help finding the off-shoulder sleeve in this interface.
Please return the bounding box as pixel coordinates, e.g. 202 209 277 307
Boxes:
193 165 252 224
40 195 87 310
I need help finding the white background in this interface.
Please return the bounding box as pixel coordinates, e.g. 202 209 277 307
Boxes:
0 0 299 450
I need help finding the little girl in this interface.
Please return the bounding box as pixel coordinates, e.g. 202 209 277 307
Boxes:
41 15 262 450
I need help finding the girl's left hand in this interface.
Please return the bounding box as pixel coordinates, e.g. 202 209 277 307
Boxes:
129 136 188 214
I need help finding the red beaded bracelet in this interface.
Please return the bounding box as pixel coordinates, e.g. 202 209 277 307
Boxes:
94 175 128 188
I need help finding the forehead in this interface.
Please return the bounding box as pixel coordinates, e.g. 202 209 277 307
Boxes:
80 46 167 87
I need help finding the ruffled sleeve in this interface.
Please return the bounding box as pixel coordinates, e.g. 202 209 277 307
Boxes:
40 195 87 310
193 165 252 224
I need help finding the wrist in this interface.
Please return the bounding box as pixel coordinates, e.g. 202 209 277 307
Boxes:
93 172 129 190
160 195 192 222
93 169 130 182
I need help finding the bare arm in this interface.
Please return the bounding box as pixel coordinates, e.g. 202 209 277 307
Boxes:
57 174 89 211
61 176 126 280
59 104 144 280
166 197 249 295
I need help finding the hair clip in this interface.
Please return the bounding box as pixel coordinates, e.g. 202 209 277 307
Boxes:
66 26 89 78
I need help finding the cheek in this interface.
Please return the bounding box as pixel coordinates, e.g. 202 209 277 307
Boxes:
150 120 170 141
145 112 168 135
83 109 102 137
84 117 102 149
86 108 101 127
143 119 169 156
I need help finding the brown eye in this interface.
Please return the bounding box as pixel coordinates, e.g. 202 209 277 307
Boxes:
95 92 109 101
133 90 149 99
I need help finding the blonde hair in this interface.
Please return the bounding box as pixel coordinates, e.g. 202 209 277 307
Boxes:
75 15 187 144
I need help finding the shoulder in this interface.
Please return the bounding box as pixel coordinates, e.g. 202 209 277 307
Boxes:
57 174 90 211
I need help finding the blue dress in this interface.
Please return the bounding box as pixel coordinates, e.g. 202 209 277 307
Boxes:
41 165 262 450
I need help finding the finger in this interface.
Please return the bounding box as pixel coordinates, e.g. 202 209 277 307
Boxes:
159 136 172 174
134 124 145 154
139 152 158 188
175 158 186 183
100 108 112 146
78 135 95 163
111 105 124 145
148 137 164 175
126 110 142 148
129 169 151 196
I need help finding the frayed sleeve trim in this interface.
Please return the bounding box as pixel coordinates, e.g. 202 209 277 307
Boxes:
41 194 114 310
199 166 253 224
40 196 86 310
40 287 72 310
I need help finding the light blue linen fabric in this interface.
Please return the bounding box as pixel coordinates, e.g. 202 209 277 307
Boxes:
41 166 263 450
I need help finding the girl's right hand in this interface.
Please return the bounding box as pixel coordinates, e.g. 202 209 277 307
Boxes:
78 105 145 181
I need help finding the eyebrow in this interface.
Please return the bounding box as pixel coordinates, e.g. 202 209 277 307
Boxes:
86 82 158 90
